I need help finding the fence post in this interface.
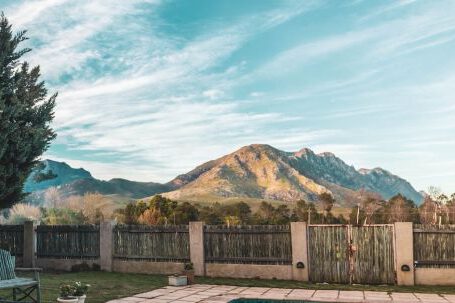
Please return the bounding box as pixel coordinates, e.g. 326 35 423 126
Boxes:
100 221 114 272
23 221 36 267
189 221 205 276
394 222 414 286
291 222 309 281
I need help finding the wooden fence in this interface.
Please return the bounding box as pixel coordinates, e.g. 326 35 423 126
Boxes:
0 225 23 256
204 225 292 265
308 225 395 284
36 225 100 259
308 225 349 283
351 225 395 284
414 225 455 268
113 225 190 262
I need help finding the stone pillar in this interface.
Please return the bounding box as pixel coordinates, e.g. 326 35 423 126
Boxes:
23 221 36 267
189 221 205 276
394 222 415 286
291 222 309 281
100 221 114 272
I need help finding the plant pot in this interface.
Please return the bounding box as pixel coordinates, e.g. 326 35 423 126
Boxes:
57 297 78 303
77 295 86 303
183 269 195 284
168 275 187 286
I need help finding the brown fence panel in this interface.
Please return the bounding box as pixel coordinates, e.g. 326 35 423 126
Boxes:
0 225 24 256
36 225 100 258
113 225 190 262
204 225 292 264
414 225 455 268
308 225 349 283
351 225 395 284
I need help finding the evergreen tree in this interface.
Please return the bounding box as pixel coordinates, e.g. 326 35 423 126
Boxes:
0 14 56 209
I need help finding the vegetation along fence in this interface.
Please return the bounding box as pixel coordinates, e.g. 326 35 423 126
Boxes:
204 225 292 265
113 225 190 262
0 225 23 256
308 225 395 285
36 225 100 259
414 224 455 268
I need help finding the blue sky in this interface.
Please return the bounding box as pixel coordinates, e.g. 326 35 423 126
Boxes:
2 0 455 193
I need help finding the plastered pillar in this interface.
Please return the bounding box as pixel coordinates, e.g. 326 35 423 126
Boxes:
394 222 415 285
291 222 309 281
100 221 114 272
189 221 205 276
23 221 36 267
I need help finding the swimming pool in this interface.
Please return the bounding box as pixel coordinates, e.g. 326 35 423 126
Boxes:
230 299 323 303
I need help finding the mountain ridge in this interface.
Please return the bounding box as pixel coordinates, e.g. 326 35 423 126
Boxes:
25 144 423 206
163 144 423 206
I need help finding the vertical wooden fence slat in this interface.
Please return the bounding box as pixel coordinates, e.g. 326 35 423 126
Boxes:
113 225 190 262
0 225 24 256
308 224 395 285
414 224 455 268
351 225 395 284
203 225 292 265
308 225 349 283
36 225 100 258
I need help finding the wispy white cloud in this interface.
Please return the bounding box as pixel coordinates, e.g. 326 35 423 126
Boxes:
4 0 455 193
6 0 69 28
5 0 330 181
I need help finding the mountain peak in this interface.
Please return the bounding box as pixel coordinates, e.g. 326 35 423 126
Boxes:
25 145 424 206
293 147 315 157
237 144 278 153
164 144 423 205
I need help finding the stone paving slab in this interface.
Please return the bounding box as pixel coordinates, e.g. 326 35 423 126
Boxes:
106 284 454 303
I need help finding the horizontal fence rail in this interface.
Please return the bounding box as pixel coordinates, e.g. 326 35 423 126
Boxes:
204 225 292 265
0 225 24 256
414 225 455 268
36 225 100 259
113 225 190 262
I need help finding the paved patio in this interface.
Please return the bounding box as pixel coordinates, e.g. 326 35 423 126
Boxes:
106 284 455 303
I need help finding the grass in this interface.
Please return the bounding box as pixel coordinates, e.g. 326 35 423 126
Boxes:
2 271 455 303
1 271 167 303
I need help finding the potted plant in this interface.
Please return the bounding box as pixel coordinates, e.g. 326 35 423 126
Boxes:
183 262 195 284
57 284 78 303
73 281 90 303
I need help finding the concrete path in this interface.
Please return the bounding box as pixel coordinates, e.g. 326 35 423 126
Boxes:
105 284 455 303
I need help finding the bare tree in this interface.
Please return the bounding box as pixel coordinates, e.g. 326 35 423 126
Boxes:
419 196 438 225
44 187 62 208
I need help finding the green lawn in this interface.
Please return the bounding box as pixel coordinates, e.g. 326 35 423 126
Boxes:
2 272 168 303
2 271 455 303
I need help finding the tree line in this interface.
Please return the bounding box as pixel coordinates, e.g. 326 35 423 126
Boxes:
114 190 455 226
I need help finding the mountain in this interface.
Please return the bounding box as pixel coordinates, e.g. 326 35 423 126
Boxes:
24 160 171 204
25 145 423 206
163 144 423 206
24 160 93 192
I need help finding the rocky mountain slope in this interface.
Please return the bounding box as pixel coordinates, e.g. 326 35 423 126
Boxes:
25 144 423 206
163 144 423 206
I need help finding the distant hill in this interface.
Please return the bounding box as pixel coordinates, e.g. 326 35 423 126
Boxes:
24 145 423 206
24 160 171 205
24 160 92 192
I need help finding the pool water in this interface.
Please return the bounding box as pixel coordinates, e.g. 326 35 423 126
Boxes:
230 299 321 303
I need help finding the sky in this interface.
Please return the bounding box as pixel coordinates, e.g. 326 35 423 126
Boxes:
1 0 455 193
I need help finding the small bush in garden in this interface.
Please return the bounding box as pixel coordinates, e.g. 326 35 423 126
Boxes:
74 281 90 296
60 284 76 299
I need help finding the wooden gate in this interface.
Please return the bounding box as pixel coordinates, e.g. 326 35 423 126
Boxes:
308 224 395 284
351 225 395 284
